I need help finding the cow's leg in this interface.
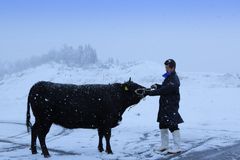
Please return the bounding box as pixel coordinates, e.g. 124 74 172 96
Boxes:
38 122 52 158
31 122 39 154
97 128 104 152
104 128 113 154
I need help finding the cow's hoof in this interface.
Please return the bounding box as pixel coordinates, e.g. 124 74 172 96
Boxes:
98 147 104 152
44 154 51 158
42 153 51 158
30 147 37 154
106 150 113 154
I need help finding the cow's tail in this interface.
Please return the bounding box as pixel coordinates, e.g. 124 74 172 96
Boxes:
26 94 32 133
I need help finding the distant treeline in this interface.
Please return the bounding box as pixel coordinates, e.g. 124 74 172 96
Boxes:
0 44 98 78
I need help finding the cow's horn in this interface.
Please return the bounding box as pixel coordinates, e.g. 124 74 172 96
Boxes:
129 77 131 82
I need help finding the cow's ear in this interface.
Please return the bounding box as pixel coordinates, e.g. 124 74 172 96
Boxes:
129 77 131 82
121 83 129 91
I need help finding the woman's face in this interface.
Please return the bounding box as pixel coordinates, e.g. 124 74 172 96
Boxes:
165 65 175 73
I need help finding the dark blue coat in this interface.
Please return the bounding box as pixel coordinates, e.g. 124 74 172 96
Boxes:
148 72 184 126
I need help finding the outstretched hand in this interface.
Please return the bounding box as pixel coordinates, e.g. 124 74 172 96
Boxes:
151 84 158 89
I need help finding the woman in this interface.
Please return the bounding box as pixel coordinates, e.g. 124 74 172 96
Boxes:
145 59 184 154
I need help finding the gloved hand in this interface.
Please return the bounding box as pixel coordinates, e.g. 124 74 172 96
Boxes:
151 84 158 89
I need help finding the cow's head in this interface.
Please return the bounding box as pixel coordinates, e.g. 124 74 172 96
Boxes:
121 78 146 106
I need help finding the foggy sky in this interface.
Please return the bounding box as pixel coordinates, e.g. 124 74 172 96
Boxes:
1 0 240 73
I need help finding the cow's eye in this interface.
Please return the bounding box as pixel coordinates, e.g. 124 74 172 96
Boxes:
124 86 129 91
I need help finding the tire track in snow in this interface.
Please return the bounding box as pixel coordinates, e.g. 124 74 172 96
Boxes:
0 121 74 155
121 130 215 160
174 141 240 160
0 139 81 155
0 121 72 140
0 121 28 139
159 137 215 160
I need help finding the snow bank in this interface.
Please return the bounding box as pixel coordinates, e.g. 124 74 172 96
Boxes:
0 61 239 159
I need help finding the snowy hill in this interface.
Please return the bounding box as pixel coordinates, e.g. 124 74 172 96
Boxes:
0 61 240 160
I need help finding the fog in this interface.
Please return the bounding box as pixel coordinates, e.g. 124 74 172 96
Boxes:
0 0 240 73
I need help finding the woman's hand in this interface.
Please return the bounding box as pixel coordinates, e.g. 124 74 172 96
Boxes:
151 84 158 89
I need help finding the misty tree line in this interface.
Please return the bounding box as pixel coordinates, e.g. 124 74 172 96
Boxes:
0 44 98 78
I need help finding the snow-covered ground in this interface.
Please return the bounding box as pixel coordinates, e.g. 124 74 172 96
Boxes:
0 61 240 160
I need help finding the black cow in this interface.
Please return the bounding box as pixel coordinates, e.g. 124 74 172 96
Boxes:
26 78 145 158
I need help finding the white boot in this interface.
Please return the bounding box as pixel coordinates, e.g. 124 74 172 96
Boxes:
168 130 181 154
159 129 169 152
